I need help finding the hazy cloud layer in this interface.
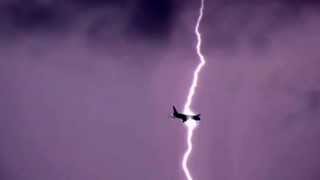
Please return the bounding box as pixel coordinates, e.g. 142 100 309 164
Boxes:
0 1 320 180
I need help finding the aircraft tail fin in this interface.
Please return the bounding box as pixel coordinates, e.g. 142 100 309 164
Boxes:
173 105 178 115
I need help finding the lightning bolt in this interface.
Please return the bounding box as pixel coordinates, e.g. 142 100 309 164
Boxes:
182 0 206 180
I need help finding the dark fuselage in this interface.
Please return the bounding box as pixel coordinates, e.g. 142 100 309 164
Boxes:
172 106 200 123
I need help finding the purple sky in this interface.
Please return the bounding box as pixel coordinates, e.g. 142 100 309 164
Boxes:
1 1 320 180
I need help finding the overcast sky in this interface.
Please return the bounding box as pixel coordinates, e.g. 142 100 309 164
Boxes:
0 0 320 180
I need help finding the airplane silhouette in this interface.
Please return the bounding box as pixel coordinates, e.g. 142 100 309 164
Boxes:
172 105 200 123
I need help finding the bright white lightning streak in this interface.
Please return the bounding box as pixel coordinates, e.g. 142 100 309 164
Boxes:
182 0 206 180
183 0 206 115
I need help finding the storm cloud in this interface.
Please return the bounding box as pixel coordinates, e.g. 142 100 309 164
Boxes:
0 0 320 180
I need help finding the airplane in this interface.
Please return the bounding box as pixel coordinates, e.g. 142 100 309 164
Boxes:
172 105 200 123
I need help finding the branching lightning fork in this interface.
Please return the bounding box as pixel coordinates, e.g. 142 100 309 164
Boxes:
182 0 206 180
